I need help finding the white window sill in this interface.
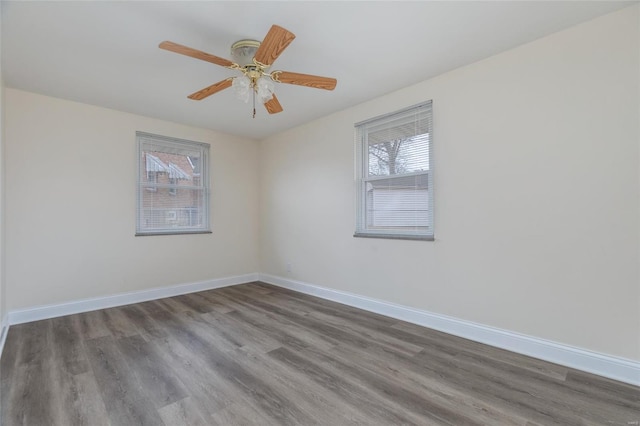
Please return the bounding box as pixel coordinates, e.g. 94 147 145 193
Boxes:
353 232 434 241
136 230 212 237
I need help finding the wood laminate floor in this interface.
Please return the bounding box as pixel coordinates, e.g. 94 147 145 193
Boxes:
1 282 638 425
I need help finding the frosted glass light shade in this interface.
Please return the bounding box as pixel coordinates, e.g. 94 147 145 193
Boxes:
256 77 275 103
232 75 251 103
230 40 260 67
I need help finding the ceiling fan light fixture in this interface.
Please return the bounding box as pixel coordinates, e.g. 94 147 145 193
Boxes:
230 40 261 67
232 75 251 103
256 77 275 103
160 24 336 117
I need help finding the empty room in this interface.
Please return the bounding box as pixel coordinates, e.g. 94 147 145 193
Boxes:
0 1 638 425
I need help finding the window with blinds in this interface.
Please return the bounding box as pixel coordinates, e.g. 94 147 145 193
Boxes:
136 132 211 236
355 101 433 240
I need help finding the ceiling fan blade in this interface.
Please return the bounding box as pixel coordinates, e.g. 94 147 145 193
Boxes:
254 25 296 67
188 79 233 100
264 95 284 114
273 71 337 90
159 41 235 68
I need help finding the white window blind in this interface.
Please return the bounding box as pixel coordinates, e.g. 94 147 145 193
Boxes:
136 132 210 236
355 101 433 240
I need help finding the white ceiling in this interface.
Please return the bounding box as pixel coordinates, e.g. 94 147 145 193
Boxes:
2 1 634 140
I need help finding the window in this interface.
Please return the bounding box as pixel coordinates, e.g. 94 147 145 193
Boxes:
136 132 210 236
355 101 433 240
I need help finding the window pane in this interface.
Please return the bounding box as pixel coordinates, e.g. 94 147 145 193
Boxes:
365 174 429 230
141 150 198 187
367 133 429 176
140 188 205 230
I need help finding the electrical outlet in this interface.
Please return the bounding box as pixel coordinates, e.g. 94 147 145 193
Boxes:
286 263 292 273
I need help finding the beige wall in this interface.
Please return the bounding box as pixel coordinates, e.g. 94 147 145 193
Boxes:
0 3 5 326
638 4 640 364
0 78 4 327
259 6 640 361
5 89 260 310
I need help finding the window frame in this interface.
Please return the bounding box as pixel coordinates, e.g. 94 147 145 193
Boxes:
136 132 211 236
354 101 434 241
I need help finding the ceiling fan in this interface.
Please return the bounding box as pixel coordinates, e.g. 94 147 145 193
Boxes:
159 25 337 117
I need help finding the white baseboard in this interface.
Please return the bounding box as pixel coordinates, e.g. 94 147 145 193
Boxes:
7 273 259 325
259 273 640 387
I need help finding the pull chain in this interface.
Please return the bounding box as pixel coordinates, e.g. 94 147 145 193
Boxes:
252 87 256 118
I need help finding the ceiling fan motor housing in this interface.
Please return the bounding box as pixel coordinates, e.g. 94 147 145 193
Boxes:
231 40 261 67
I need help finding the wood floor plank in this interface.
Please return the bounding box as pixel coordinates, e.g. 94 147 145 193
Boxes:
84 335 166 426
303 305 425 356
14 321 50 367
101 307 141 338
231 347 373 425
412 347 599 426
0 324 22 422
200 309 282 353
564 369 640 408
261 284 398 327
240 292 430 355
219 292 339 352
140 299 318 424
275 345 480 426
243 281 275 295
47 319 110 426
64 371 111 426
224 287 398 349
46 367 111 426
4 363 59 425
151 331 244 416
51 315 89 376
391 319 570 381
322 341 530 426
2 282 638 426
157 314 317 424
74 310 111 340
157 397 210 426
413 344 637 425
266 345 431 425
196 289 237 313
120 304 169 340
173 293 217 314
2 322 69 425
229 287 424 358
116 334 189 408
5 360 57 423
181 310 246 353
209 402 281 426
314 325 576 426
236 287 433 358
156 295 200 314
